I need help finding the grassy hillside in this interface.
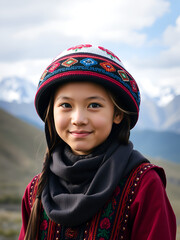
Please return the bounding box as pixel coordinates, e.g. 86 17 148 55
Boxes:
0 109 180 239
0 109 46 201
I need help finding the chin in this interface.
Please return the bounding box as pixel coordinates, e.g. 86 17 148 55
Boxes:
72 147 92 155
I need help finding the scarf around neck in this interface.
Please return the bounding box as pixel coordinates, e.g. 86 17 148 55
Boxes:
41 140 148 227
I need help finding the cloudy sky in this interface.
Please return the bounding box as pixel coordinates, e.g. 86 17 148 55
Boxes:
0 0 180 105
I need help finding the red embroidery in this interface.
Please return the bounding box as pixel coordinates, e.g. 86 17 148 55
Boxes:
49 62 60 73
40 220 48 231
67 44 92 51
98 46 121 62
65 228 78 238
130 80 138 92
100 218 111 230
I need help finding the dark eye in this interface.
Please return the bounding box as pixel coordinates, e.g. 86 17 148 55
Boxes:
89 103 101 108
60 103 72 108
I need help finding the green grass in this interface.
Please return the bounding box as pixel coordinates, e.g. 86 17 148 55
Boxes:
0 208 21 239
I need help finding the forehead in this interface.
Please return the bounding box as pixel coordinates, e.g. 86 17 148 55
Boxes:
54 81 110 98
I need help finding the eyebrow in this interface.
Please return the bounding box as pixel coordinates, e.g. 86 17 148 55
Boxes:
56 96 106 102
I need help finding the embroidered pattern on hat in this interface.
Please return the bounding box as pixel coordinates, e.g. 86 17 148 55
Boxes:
100 62 116 72
80 58 98 67
67 44 92 52
40 70 48 81
39 57 140 107
49 62 60 73
62 58 78 67
98 46 121 62
130 80 138 92
118 70 129 82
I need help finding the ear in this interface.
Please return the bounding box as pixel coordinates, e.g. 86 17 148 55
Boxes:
113 111 123 124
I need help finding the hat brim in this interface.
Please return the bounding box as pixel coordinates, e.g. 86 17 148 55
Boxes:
35 71 139 129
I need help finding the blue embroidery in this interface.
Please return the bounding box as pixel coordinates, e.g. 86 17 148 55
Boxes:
80 58 98 67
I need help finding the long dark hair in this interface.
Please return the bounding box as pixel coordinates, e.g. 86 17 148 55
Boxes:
24 97 59 240
24 90 133 239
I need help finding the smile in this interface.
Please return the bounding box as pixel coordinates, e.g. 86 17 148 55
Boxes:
69 131 92 138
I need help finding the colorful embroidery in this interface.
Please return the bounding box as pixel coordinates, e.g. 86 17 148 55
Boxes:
49 62 60 73
98 46 121 62
39 209 49 240
67 44 92 52
96 183 123 239
100 62 116 72
80 58 98 67
65 228 78 239
130 80 138 92
38 54 140 107
118 70 129 82
62 58 78 67
40 70 48 81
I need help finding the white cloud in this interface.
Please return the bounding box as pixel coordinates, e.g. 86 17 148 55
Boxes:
159 16 180 67
0 0 170 61
0 59 50 85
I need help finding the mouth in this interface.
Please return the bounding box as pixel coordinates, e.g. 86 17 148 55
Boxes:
69 130 93 138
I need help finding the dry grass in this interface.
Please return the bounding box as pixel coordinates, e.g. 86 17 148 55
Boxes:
0 207 21 240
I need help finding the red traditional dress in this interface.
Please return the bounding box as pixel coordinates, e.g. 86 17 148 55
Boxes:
19 163 176 240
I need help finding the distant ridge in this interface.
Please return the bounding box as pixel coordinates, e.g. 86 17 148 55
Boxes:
130 129 180 163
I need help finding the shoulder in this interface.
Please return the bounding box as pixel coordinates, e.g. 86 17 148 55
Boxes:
137 163 166 187
122 162 167 211
131 163 167 199
129 163 176 239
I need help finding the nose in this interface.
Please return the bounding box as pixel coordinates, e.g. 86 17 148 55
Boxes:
71 108 88 125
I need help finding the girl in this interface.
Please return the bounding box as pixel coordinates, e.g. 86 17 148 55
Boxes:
19 44 176 239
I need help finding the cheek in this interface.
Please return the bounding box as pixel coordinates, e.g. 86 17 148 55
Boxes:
93 114 113 131
54 114 68 133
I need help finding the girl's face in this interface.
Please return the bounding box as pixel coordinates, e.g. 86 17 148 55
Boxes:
53 82 123 155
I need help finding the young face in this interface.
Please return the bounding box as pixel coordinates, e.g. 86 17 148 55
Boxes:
53 82 123 155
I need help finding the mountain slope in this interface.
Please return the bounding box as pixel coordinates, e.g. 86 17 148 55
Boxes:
0 100 43 129
130 129 180 163
0 109 46 200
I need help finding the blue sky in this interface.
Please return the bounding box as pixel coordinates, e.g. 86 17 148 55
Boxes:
0 0 180 105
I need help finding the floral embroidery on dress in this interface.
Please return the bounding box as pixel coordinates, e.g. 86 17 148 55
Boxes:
39 208 49 240
96 185 122 239
65 228 78 239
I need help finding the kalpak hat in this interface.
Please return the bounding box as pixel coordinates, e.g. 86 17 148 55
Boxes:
35 44 140 128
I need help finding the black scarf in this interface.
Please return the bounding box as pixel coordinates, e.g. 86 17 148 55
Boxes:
41 140 148 227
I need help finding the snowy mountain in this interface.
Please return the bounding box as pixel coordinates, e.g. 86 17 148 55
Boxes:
0 76 36 103
0 76 180 132
0 77 42 128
